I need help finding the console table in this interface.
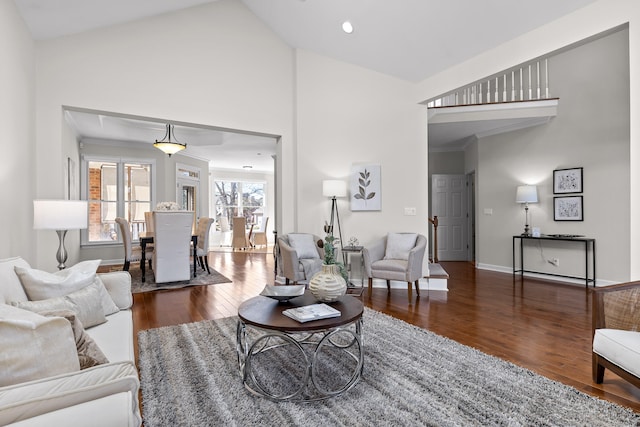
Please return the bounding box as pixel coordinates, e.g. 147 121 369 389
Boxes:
512 235 596 287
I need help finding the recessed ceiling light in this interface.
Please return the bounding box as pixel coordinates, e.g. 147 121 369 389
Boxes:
342 21 354 34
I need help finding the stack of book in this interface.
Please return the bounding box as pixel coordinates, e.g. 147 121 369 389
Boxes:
282 303 341 323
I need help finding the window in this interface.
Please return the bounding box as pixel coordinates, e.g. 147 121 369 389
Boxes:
214 180 265 229
82 157 155 245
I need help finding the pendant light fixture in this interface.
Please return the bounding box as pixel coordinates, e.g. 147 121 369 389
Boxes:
154 123 186 156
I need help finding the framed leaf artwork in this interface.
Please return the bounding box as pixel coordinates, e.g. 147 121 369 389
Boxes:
350 164 381 211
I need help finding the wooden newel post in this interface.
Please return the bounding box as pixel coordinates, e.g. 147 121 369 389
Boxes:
428 216 439 263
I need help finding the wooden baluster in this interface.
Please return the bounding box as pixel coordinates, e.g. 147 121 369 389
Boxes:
428 216 439 263
511 71 515 101
495 77 499 102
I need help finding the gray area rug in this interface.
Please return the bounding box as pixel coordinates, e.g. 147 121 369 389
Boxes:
138 307 640 426
123 265 232 293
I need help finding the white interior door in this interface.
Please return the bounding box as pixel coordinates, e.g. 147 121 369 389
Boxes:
432 174 468 261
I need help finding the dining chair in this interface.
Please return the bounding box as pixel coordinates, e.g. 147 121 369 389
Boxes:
232 216 248 250
251 217 269 249
115 217 152 271
195 217 214 274
152 211 193 283
218 216 231 247
144 211 155 233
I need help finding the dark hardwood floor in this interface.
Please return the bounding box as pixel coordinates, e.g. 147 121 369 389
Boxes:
129 251 640 413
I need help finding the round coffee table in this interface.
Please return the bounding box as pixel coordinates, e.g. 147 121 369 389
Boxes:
236 291 364 401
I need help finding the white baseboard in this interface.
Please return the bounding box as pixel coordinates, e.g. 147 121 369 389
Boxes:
476 263 617 287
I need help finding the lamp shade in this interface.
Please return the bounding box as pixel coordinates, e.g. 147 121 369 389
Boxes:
515 185 538 204
322 180 347 198
33 200 88 230
154 124 186 156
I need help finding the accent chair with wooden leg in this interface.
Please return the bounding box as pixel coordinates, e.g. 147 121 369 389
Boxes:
363 233 427 300
592 281 640 388
276 233 324 285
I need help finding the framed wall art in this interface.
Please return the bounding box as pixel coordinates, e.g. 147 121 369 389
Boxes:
554 196 583 221
350 164 381 211
553 167 583 194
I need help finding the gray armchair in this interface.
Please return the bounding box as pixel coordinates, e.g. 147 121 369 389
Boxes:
363 233 427 300
277 233 324 285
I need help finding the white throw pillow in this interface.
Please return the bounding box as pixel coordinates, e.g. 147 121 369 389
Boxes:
11 281 108 328
0 305 79 387
15 259 102 300
288 234 320 260
384 233 418 260
0 257 31 304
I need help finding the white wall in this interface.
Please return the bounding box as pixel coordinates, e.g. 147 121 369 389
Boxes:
0 0 35 261
476 28 629 283
33 0 295 270
419 0 640 281
294 49 429 248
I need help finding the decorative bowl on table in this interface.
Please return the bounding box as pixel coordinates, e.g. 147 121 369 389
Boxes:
260 284 305 303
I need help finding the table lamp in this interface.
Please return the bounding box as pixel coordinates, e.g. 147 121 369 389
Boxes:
515 185 538 236
33 200 88 269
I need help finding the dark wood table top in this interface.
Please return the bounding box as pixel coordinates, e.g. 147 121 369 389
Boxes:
238 291 364 332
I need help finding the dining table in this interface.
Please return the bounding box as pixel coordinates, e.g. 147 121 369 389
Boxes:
139 231 198 282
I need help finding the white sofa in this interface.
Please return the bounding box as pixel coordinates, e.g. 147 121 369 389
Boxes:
0 257 141 427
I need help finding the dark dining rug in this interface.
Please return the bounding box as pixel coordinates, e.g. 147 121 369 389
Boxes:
117 265 232 293
137 307 640 426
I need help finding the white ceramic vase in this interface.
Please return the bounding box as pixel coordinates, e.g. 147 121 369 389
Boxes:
309 264 347 303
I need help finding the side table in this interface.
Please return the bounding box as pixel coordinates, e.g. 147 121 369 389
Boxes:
342 245 364 296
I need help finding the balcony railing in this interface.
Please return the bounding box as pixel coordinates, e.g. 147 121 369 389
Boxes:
427 59 551 108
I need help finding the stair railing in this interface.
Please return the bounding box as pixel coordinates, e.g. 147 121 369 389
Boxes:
428 216 439 263
426 59 551 108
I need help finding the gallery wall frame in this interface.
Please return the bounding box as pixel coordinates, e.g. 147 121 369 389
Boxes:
350 164 381 211
553 167 583 194
554 196 583 221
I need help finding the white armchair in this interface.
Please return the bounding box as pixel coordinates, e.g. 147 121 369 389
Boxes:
152 211 193 284
363 233 427 300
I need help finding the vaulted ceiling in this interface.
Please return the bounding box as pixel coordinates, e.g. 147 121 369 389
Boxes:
14 0 598 160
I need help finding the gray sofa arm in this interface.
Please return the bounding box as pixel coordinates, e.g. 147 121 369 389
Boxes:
406 235 427 282
278 239 300 282
363 238 386 277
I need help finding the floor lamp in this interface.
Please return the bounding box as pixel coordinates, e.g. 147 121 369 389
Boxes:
322 180 347 264
515 185 538 236
34 200 88 269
